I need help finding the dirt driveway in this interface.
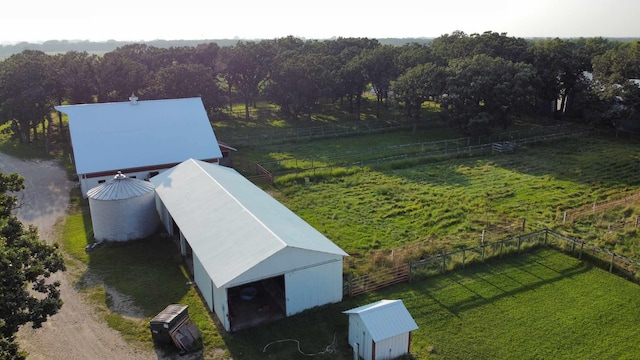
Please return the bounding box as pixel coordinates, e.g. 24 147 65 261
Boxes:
0 152 159 360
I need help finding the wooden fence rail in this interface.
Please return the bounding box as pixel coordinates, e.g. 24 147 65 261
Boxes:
560 190 640 223
343 228 640 297
258 128 590 182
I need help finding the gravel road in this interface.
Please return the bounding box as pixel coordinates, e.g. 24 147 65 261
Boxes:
0 152 158 360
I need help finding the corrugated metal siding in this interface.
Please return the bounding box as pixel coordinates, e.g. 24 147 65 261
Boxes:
227 248 342 288
348 314 367 359
212 285 229 331
375 333 410 360
82 168 168 198
87 175 155 200
154 196 173 235
284 259 343 316
193 253 213 311
88 190 158 241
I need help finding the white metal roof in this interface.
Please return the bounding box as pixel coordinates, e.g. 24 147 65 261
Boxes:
55 97 222 175
87 172 155 200
344 299 418 342
150 159 348 288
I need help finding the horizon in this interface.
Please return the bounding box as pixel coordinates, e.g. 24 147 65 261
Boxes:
2 34 640 47
2 0 639 45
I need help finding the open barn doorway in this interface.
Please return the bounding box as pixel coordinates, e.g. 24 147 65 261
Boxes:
227 276 286 332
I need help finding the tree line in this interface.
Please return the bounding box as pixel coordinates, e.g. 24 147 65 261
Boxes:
0 31 639 145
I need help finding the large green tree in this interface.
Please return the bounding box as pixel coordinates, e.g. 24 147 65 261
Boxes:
266 49 335 120
0 172 65 359
0 50 54 144
442 55 538 135
97 51 148 102
529 38 591 118
361 45 401 117
221 41 274 120
392 62 447 132
147 62 222 110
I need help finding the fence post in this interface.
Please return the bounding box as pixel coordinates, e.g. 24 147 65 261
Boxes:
544 230 548 245
482 244 486 262
462 249 466 269
579 241 584 260
610 253 615 273
408 262 413 284
563 211 567 223
522 218 526 232
517 236 522 253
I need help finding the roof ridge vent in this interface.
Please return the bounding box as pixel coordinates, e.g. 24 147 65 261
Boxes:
129 92 138 104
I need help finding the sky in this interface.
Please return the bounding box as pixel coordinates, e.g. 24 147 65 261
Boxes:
2 0 639 44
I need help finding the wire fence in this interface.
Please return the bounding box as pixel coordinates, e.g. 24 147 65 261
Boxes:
244 126 591 182
342 228 640 297
559 190 640 224
223 118 412 146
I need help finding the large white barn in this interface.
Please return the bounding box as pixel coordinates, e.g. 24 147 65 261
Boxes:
150 159 348 332
55 96 223 196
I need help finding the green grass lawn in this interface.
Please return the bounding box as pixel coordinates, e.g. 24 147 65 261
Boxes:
223 248 640 359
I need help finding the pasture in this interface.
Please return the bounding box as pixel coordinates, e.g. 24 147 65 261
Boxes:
251 134 640 269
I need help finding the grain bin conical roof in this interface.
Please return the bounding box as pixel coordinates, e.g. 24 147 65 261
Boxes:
87 172 155 201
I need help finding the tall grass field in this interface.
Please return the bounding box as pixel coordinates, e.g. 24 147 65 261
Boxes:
261 135 640 267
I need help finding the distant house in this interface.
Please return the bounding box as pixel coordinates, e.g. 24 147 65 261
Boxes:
344 299 419 360
150 159 348 332
55 96 223 196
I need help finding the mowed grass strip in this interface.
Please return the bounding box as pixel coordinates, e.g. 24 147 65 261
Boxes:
399 249 640 359
226 248 640 359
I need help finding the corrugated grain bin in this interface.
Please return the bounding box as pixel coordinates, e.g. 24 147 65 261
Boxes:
149 304 189 344
87 172 159 242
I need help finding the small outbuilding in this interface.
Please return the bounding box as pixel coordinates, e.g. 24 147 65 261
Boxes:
343 299 418 360
87 172 159 242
